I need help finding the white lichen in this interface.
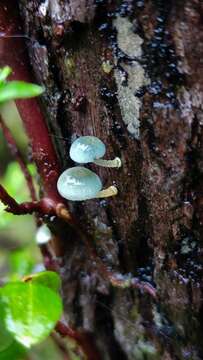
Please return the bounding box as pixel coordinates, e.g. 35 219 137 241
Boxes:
114 17 143 58
114 16 149 139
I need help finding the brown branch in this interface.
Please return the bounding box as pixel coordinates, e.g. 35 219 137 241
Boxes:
0 185 59 216
0 184 24 214
0 115 37 202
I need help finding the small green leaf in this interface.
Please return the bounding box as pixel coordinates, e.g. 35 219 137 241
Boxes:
24 271 61 293
0 282 63 348
0 66 12 83
0 81 44 103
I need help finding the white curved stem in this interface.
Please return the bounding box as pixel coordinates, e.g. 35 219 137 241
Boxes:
93 157 122 168
95 185 118 198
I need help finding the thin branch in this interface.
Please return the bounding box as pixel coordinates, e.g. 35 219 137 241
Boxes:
51 333 71 360
0 184 23 214
0 185 57 216
39 244 61 272
55 321 102 360
0 115 37 202
0 183 156 297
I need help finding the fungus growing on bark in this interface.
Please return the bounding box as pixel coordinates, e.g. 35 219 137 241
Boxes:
57 166 118 201
70 136 121 168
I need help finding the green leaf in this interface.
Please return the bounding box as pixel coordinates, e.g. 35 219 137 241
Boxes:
0 298 26 360
0 282 63 348
0 81 44 103
0 66 12 83
26 271 61 293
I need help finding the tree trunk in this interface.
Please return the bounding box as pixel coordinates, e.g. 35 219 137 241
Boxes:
17 0 203 359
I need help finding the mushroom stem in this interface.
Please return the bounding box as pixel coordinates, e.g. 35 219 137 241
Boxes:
95 186 118 198
93 157 121 168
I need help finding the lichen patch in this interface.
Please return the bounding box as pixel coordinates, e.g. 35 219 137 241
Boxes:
114 16 149 139
114 16 143 58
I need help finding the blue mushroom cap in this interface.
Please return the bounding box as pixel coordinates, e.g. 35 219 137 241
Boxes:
70 136 106 164
57 166 102 201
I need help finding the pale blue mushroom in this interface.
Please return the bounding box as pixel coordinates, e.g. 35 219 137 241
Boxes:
57 166 118 201
70 136 121 168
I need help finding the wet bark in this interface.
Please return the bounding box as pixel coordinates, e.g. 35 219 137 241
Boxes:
18 1 203 359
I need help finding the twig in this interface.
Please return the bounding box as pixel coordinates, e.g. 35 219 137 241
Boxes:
55 321 102 360
0 185 58 216
0 184 24 214
51 333 71 360
0 183 156 297
0 115 37 201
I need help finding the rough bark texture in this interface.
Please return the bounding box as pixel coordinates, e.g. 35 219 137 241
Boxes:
17 0 203 359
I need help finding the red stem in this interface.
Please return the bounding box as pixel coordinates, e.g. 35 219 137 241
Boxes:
0 1 64 205
0 184 23 214
0 184 58 216
51 333 71 360
56 321 102 360
0 116 37 202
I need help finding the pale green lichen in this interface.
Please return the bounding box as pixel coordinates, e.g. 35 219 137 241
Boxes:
114 17 143 58
114 16 150 139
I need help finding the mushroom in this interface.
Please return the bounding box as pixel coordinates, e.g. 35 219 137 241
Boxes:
69 136 121 168
57 166 118 201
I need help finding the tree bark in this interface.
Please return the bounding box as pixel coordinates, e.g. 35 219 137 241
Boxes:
15 0 203 359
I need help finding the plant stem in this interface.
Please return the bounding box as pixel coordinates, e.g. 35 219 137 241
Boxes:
55 321 102 360
0 115 37 202
0 1 64 206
